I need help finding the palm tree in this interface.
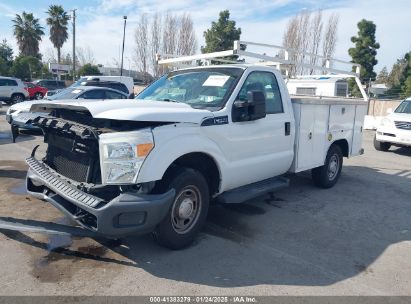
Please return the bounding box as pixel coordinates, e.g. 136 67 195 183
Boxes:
12 12 45 57
46 5 70 64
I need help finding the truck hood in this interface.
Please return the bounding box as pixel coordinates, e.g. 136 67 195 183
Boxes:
30 99 214 124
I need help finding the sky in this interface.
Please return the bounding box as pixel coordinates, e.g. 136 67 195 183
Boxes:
0 0 410 73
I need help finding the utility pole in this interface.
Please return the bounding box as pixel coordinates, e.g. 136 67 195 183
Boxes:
120 16 127 76
71 9 77 80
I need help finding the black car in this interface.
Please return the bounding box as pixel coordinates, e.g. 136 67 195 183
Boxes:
33 79 66 91
82 80 131 97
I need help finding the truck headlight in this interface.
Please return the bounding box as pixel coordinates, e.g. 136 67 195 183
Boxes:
99 129 154 185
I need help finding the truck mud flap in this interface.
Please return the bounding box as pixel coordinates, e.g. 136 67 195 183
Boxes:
0 216 97 237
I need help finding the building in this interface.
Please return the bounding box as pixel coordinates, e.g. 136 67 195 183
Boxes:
286 77 349 97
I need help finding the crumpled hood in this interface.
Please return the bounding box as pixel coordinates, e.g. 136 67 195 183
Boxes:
30 99 214 124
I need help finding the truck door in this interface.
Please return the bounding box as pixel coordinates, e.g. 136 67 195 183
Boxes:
218 70 294 190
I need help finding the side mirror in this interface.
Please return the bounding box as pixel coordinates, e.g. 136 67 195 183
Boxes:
232 91 266 122
247 90 266 121
386 108 393 114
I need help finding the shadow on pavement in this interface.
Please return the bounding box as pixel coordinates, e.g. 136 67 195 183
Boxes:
1 165 410 287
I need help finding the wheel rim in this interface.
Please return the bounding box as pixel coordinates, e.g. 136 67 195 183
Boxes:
35 93 42 100
171 185 202 234
13 95 22 103
328 154 340 180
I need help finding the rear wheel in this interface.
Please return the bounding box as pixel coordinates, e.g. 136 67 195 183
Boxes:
153 167 209 250
312 144 343 188
34 92 43 100
11 93 24 104
373 134 391 151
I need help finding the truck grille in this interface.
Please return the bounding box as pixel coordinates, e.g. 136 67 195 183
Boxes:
45 132 100 183
394 121 411 130
47 145 91 182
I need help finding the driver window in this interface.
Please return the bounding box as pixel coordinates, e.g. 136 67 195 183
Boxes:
237 71 284 114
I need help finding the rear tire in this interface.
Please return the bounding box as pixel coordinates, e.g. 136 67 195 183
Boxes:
373 134 391 151
152 167 209 250
34 92 43 100
312 144 343 188
11 93 24 104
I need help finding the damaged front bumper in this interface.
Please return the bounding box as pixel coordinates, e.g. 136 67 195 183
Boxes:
25 156 175 237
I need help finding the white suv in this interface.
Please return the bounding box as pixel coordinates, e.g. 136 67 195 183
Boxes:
0 76 29 104
375 97 411 151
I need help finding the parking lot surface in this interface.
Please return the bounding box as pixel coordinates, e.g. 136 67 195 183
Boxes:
0 104 410 295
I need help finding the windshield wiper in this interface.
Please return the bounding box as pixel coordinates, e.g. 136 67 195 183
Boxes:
161 98 181 103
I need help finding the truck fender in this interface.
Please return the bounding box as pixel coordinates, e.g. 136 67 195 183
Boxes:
136 129 226 188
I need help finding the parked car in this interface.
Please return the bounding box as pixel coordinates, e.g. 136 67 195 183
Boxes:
46 78 133 99
6 86 128 136
75 75 134 98
25 82 48 100
374 97 411 151
32 79 66 91
0 76 29 104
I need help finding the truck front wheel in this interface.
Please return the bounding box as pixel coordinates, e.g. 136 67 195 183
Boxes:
373 134 391 151
153 167 209 250
312 144 343 188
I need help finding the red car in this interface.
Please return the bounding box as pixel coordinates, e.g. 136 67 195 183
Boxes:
25 82 48 100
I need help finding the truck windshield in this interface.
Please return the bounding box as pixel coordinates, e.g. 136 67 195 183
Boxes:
137 67 244 110
395 99 411 114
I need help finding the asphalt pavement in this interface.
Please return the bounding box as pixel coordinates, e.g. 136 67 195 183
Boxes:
0 104 410 296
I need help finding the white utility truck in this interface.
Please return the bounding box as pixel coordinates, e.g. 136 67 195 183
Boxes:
9 41 368 249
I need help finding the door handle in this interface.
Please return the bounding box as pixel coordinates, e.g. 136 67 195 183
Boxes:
285 122 291 136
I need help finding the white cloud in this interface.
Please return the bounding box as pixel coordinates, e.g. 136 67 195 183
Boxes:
2 0 410 74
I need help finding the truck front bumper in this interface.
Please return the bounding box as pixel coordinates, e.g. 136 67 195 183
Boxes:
26 157 175 237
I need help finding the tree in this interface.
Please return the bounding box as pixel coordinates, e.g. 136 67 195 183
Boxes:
177 13 197 56
0 39 13 63
46 5 70 64
12 12 45 57
162 12 178 56
150 13 162 78
10 56 43 81
348 19 380 83
282 11 339 76
77 63 101 76
403 76 411 98
322 13 339 69
135 13 149 77
76 46 95 66
201 10 241 56
376 66 389 84
133 12 197 79
0 39 13 75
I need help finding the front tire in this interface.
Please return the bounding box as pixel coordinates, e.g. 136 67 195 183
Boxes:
153 167 209 250
373 134 391 151
312 144 343 188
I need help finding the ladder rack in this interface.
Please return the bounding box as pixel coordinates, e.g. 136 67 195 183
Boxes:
157 40 368 101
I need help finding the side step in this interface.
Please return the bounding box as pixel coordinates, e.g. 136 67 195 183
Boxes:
0 216 96 237
217 176 289 204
